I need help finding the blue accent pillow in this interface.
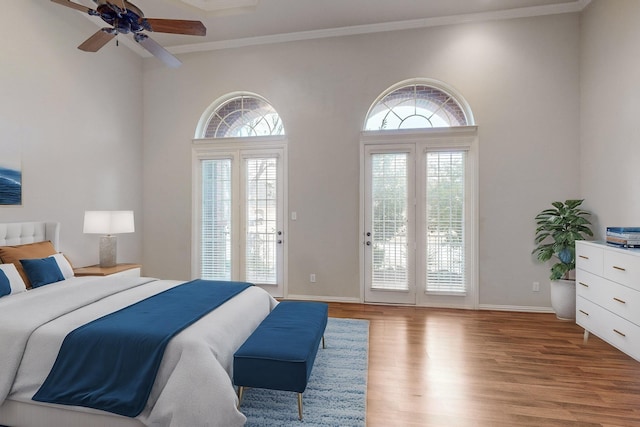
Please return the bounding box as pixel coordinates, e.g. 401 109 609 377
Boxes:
0 269 11 297
20 257 65 288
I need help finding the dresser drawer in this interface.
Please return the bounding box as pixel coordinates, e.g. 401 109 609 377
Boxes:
577 270 640 326
604 249 640 290
575 241 603 276
577 297 640 361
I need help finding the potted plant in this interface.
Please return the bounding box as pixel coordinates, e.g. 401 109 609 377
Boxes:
533 199 593 320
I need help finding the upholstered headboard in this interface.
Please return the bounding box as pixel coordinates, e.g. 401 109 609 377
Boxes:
0 222 60 250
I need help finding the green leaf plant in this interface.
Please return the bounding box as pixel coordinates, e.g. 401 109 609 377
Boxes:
533 199 594 281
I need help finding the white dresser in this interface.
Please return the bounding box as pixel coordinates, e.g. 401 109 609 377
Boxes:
576 241 640 361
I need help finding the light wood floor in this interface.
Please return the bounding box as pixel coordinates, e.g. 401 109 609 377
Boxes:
327 303 640 427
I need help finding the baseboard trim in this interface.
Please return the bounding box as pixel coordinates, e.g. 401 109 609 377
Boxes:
284 294 362 304
478 304 555 313
284 295 556 313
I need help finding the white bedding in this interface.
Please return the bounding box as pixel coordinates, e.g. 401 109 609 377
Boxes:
0 275 277 427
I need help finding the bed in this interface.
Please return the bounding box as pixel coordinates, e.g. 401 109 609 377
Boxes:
0 221 277 427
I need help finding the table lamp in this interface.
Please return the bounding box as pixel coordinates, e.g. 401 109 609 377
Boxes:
83 210 135 268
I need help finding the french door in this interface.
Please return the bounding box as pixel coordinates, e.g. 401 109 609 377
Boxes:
194 145 285 298
363 145 416 304
362 134 476 308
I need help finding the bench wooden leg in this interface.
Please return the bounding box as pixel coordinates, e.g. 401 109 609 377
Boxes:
322 335 325 349
237 386 245 408
297 392 303 420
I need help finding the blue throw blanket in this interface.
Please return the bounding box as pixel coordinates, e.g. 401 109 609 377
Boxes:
33 279 252 417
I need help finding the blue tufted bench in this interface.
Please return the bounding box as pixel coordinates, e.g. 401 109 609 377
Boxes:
233 301 329 420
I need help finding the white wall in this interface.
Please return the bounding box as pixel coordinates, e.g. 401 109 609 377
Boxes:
7 1 635 309
0 1 144 268
143 13 581 308
580 0 640 236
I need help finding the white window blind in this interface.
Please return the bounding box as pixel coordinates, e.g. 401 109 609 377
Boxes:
245 157 278 284
201 159 232 280
425 151 466 294
371 152 408 291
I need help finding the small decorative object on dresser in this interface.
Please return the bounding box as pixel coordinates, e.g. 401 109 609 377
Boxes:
576 241 640 361
605 226 640 248
533 199 593 320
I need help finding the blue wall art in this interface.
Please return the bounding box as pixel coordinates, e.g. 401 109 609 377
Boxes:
0 157 22 206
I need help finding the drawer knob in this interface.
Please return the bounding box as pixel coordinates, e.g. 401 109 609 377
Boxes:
579 255 589 260
613 329 626 337
578 309 589 316
613 265 627 272
579 282 589 288
613 297 626 304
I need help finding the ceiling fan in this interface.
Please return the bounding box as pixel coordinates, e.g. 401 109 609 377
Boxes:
51 0 207 68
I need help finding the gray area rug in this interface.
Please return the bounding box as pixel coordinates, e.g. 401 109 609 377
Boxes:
241 317 369 426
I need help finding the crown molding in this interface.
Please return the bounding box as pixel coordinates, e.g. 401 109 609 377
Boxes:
169 0 591 55
88 0 590 59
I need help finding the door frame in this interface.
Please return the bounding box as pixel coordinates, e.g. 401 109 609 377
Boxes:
192 136 288 298
359 127 478 308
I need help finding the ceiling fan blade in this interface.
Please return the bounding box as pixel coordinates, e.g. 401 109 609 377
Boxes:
78 29 116 52
134 34 182 68
51 0 93 14
143 18 207 36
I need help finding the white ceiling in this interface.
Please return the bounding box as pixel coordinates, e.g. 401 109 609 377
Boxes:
71 0 590 56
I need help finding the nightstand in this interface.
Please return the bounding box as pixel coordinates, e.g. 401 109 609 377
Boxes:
74 263 142 278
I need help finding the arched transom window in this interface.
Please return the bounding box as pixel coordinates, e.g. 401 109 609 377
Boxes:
365 81 471 131
203 94 285 138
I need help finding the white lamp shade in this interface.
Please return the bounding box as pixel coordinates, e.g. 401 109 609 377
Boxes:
84 211 135 235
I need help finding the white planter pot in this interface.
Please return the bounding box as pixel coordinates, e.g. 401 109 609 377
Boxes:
550 279 576 320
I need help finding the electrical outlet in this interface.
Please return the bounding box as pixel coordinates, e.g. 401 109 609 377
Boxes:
533 281 540 292
310 274 316 283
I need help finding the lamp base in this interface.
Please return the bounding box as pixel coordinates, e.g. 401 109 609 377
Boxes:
99 235 117 268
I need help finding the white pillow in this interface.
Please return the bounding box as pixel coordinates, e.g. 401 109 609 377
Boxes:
49 253 75 279
0 263 27 294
